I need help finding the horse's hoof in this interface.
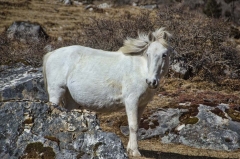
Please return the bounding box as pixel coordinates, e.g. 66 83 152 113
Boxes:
133 150 141 157
128 149 141 157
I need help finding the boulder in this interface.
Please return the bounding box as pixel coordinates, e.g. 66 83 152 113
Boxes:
62 0 72 5
0 102 128 159
170 56 193 80
0 63 47 102
121 108 186 139
6 21 49 42
121 104 240 151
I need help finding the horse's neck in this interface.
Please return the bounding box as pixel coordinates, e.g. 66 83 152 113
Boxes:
123 54 148 77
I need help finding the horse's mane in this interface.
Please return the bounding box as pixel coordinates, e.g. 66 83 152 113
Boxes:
118 28 172 54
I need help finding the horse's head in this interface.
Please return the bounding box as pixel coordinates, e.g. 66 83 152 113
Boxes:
145 29 173 89
118 28 174 89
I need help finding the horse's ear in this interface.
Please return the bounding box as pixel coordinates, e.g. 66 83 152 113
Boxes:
148 32 155 42
163 32 167 40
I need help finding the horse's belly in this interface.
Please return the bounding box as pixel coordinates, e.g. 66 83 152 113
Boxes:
67 82 125 112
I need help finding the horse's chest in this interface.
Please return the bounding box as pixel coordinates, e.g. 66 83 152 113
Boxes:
139 90 155 106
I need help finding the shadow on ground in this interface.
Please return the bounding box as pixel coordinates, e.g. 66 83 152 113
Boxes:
140 150 235 159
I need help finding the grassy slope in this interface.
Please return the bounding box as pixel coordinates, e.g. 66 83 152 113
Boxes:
0 0 145 40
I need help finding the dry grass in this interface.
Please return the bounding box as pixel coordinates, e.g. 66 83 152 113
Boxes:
0 0 147 39
0 0 156 66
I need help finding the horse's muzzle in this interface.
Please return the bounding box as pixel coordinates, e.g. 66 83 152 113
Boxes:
146 79 158 89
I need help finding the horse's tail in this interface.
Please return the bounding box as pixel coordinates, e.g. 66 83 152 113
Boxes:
42 52 52 93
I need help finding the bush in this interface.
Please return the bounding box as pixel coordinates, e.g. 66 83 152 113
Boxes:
156 7 240 82
203 0 222 18
79 11 155 51
0 32 49 67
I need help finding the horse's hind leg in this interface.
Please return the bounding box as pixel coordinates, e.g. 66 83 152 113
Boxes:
48 86 66 105
64 88 79 110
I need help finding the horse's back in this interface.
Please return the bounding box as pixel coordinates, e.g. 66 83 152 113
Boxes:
44 46 82 83
45 45 84 64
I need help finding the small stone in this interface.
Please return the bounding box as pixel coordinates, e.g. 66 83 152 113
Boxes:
67 123 77 132
175 124 185 131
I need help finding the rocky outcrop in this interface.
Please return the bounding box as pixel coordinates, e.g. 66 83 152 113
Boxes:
0 102 128 159
0 63 47 102
0 63 128 159
6 21 49 42
121 104 240 151
164 104 240 151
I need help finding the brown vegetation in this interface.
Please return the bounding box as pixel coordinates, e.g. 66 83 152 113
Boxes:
20 142 55 159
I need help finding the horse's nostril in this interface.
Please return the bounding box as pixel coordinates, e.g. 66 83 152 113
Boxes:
146 79 148 84
153 80 157 86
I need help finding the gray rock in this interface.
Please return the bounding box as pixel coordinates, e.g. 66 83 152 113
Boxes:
70 0 93 5
0 102 128 159
44 44 54 52
63 0 73 5
140 4 157 9
0 63 47 102
162 104 240 151
6 21 49 42
98 3 112 9
121 108 186 139
121 104 240 151
170 56 192 79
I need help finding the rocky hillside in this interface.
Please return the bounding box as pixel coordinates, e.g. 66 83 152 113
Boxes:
1 0 240 159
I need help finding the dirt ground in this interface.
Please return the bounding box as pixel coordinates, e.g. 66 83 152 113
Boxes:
1 1 240 158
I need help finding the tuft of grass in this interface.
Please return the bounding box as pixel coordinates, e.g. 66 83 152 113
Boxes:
182 117 199 125
226 108 240 122
20 142 55 159
23 118 34 124
179 104 199 125
44 136 60 146
211 107 228 119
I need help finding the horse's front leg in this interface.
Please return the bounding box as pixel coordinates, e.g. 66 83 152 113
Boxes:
125 99 141 157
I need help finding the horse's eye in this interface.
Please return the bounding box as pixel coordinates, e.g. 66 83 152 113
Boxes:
162 53 167 58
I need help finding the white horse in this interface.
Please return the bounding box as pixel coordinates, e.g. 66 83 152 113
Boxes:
43 28 173 157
